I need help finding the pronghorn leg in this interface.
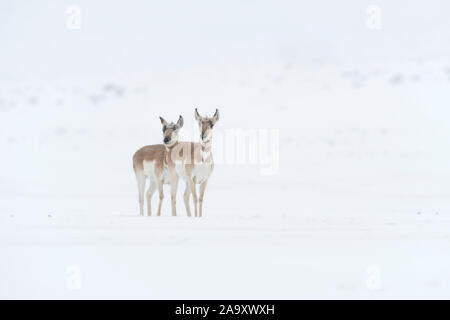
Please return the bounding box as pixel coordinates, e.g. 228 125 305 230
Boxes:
146 181 157 216
156 179 164 216
170 173 179 217
199 179 209 218
135 170 146 216
187 177 198 217
183 183 192 217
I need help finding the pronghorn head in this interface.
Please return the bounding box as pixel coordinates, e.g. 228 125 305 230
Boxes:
159 115 183 147
195 108 219 143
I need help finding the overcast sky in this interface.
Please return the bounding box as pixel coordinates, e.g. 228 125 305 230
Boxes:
0 0 449 80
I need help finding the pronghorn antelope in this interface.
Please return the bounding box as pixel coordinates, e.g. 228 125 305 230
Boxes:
172 108 219 217
132 115 183 216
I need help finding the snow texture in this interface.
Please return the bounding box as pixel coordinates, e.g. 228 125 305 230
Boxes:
1 1 450 299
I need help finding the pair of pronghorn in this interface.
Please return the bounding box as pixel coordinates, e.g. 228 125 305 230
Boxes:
133 108 219 217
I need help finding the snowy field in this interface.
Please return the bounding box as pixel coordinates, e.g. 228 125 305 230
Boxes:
1 1 450 299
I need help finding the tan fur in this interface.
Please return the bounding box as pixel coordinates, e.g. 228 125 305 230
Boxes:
132 144 167 216
166 108 219 217
133 115 183 217
164 141 213 217
133 144 166 174
132 111 217 218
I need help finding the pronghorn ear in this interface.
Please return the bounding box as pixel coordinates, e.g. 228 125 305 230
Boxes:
194 108 201 121
159 116 168 126
177 115 184 128
212 108 220 123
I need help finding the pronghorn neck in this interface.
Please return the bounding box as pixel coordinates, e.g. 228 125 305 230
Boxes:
165 141 179 152
201 139 212 152
164 141 179 165
201 139 213 162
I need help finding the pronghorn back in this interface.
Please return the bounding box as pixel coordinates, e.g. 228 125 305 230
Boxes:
133 144 166 174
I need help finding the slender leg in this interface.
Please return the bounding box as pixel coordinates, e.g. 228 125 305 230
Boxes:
183 183 192 217
198 179 209 218
136 171 146 216
146 181 157 216
170 174 179 217
187 177 198 217
156 179 164 216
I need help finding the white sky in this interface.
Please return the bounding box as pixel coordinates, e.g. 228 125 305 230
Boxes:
0 0 449 80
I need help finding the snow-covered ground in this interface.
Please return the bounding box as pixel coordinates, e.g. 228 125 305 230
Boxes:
1 1 450 299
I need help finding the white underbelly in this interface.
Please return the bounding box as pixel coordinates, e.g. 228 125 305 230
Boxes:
143 160 170 184
194 164 212 184
175 162 187 181
176 163 212 184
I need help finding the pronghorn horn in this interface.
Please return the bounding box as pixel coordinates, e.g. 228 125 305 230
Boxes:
212 108 219 123
195 108 201 121
177 115 184 128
